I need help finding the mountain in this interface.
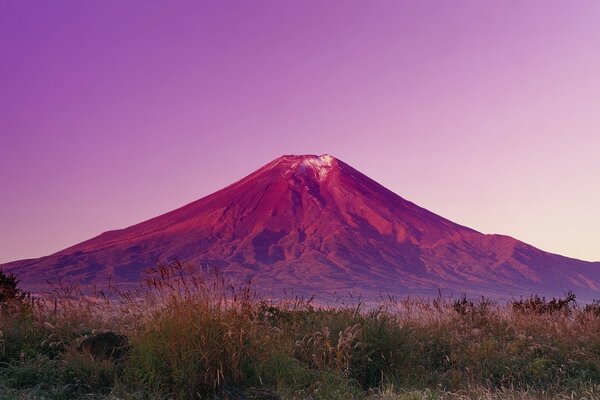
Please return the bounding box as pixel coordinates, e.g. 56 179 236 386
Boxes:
3 154 600 300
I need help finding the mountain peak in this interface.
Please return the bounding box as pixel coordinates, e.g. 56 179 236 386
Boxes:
273 154 338 181
298 154 335 180
3 154 600 300
275 153 336 165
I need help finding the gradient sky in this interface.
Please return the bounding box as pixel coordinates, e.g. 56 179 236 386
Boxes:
1 1 599 263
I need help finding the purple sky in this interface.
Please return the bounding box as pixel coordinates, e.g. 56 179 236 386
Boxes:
1 1 599 263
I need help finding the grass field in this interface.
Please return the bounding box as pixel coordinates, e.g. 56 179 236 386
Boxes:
2 263 600 399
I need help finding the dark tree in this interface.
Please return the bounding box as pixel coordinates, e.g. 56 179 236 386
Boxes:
0 269 28 303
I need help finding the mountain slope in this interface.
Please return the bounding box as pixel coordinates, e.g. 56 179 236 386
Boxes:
3 154 600 300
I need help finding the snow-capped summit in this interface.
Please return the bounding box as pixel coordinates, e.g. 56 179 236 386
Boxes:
298 154 335 180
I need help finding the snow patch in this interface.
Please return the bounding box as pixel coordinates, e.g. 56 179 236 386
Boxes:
300 154 335 180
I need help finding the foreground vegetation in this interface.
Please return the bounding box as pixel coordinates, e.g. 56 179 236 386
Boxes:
2 264 600 399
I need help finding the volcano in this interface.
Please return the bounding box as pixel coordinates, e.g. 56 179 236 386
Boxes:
3 154 600 300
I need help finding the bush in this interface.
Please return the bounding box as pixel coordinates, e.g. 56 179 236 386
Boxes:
0 269 28 305
512 292 577 314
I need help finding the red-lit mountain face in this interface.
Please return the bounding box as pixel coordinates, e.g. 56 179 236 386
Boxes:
3 155 600 300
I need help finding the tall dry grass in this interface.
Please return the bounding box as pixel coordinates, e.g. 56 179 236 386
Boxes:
2 262 600 399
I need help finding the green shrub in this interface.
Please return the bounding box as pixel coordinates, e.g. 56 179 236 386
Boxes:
0 269 28 304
